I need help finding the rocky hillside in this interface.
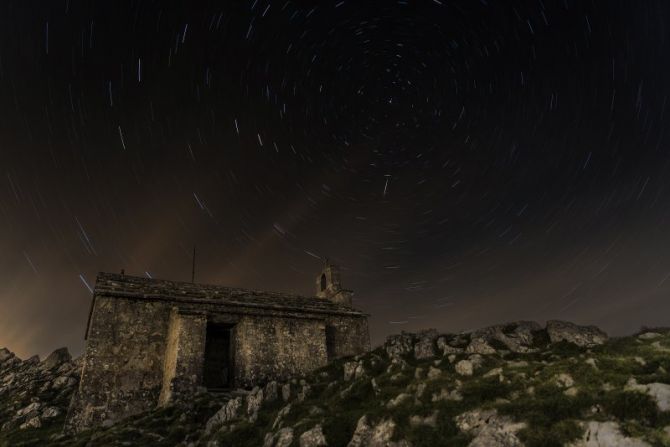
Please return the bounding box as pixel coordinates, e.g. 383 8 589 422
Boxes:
3 320 670 446
0 347 79 445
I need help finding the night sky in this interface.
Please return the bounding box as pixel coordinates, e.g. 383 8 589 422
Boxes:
2 0 670 359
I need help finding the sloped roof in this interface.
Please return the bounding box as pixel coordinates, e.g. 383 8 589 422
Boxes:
93 272 365 316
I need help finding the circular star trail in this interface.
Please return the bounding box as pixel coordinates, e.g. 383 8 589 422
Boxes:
1 0 670 357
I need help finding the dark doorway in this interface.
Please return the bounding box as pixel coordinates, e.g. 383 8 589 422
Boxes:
203 323 234 390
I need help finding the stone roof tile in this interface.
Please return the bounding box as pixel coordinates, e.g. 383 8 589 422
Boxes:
94 272 364 316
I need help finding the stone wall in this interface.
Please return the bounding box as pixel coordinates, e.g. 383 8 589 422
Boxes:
66 296 171 432
325 315 370 360
233 316 328 387
158 309 207 405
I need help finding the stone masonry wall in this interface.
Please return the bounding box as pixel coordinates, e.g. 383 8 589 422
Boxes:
325 315 371 359
158 309 207 405
234 316 328 387
66 296 171 432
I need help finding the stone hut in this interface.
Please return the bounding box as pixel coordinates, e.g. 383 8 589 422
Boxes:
65 263 369 431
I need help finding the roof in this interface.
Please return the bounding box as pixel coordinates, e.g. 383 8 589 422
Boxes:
93 272 366 317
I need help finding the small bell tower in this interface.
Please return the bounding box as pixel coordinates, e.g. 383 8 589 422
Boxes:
316 260 353 306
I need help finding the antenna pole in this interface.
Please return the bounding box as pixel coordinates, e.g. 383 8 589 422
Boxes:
191 246 196 283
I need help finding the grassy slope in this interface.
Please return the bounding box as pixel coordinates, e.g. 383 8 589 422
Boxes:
5 328 670 447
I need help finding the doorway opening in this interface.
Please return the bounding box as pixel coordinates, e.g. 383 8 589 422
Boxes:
203 323 234 390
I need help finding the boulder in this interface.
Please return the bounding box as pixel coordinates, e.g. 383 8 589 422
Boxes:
546 320 607 347
455 360 474 376
299 424 327 447
625 378 670 411
570 421 650 447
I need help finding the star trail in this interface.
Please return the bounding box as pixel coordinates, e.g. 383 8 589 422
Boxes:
1 0 670 358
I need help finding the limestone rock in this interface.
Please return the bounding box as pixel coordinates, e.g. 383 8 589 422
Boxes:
546 320 608 347
272 404 292 430
570 421 650 447
437 337 463 355
385 333 415 358
455 360 474 376
16 402 41 418
19 416 42 430
0 348 14 364
625 378 670 411
466 338 497 355
413 329 438 359
246 387 264 422
344 361 358 381
409 411 438 428
52 375 77 389
264 427 294 447
455 409 526 447
281 383 291 401
298 384 311 402
205 397 242 434
387 393 411 409
347 416 410 447
637 332 662 340
415 382 427 398
554 373 575 388
469 321 542 353
299 424 327 447
41 348 71 370
264 381 278 402
432 388 463 402
41 407 61 419
427 366 442 380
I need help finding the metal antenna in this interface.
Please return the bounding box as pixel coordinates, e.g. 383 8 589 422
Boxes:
191 246 196 283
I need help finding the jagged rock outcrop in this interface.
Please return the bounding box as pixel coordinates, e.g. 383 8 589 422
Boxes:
546 320 608 347
0 346 79 435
